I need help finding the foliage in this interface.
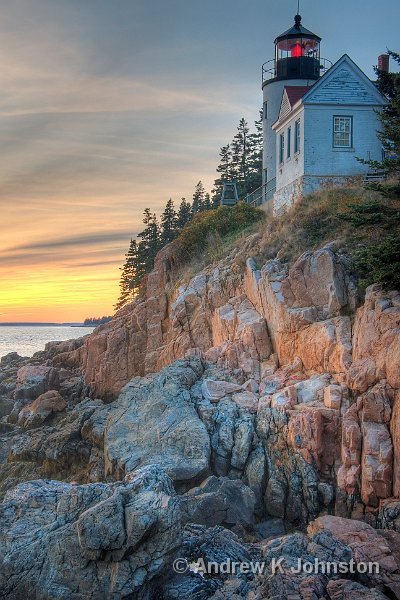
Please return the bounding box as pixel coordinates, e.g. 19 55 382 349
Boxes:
337 199 400 227
116 108 264 309
212 113 263 203
115 239 143 310
336 190 400 289
138 209 162 273
161 199 178 245
176 198 192 229
191 181 207 214
255 184 400 291
83 316 112 326
175 202 264 262
353 236 400 289
360 50 400 179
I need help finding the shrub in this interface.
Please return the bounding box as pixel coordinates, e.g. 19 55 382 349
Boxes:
255 185 400 292
175 202 264 262
354 235 400 289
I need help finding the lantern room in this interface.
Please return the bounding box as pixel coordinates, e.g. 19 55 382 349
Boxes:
274 14 321 80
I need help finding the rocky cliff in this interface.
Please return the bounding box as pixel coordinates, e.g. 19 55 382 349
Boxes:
1 230 400 599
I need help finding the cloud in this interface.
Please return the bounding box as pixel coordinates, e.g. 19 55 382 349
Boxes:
7 230 133 253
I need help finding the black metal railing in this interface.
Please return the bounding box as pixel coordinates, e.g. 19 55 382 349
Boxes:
262 57 332 85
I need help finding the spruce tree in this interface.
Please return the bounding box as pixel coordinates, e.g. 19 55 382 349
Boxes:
161 198 178 245
192 181 206 215
376 51 400 178
231 118 251 196
212 144 234 203
177 197 192 229
138 208 161 272
360 51 400 183
247 110 263 191
115 239 139 310
202 192 212 211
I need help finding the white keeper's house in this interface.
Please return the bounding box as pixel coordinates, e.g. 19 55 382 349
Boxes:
261 13 387 213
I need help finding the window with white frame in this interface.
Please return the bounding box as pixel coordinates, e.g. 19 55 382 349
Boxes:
333 116 353 148
287 127 291 159
279 133 284 164
294 119 300 153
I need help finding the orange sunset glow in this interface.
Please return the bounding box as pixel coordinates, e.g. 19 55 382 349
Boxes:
1 0 397 323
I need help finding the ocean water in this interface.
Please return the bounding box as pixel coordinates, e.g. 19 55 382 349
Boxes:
0 326 95 359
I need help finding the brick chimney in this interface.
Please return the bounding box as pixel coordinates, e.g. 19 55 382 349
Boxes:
378 54 390 72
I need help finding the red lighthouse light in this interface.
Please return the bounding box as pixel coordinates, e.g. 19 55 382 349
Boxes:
291 43 303 57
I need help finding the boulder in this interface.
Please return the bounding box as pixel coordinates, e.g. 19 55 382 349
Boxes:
349 286 400 392
201 379 242 402
326 580 389 600
308 516 400 587
0 465 184 599
98 358 211 483
231 391 259 413
182 476 256 528
14 365 59 403
17 390 66 429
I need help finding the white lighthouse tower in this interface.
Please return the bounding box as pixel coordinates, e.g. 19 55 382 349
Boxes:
262 14 329 201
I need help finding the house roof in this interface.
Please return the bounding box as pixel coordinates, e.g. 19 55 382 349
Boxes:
301 54 387 106
275 14 321 43
273 54 387 130
285 86 312 107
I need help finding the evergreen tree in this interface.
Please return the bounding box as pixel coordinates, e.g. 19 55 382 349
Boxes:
138 208 161 272
176 197 192 229
192 181 206 214
161 198 178 245
247 110 263 191
115 239 140 310
361 51 400 182
231 118 251 195
212 144 235 205
202 192 212 211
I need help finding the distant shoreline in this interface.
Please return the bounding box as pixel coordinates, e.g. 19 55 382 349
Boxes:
0 323 94 327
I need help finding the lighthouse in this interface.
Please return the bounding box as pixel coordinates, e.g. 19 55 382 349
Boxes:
262 14 329 201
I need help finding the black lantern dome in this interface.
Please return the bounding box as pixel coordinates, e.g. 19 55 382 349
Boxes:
274 14 321 80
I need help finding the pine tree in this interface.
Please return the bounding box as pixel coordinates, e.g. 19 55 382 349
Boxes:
192 181 206 215
202 192 212 211
176 197 192 229
212 144 233 205
161 198 178 245
360 51 400 182
376 51 400 178
231 118 251 196
138 208 161 272
247 110 263 191
115 239 140 310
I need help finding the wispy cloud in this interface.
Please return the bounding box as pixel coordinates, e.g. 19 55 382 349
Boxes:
7 231 133 253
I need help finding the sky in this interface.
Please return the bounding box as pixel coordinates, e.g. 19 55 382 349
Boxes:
0 0 399 323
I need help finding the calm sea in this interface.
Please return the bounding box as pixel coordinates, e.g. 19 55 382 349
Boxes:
0 326 95 359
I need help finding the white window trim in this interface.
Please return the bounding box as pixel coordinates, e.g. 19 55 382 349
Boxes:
294 119 301 155
279 133 285 165
333 115 353 149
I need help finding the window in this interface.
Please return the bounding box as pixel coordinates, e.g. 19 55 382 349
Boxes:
264 101 268 120
294 119 300 153
333 116 353 148
279 133 284 164
287 127 291 159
